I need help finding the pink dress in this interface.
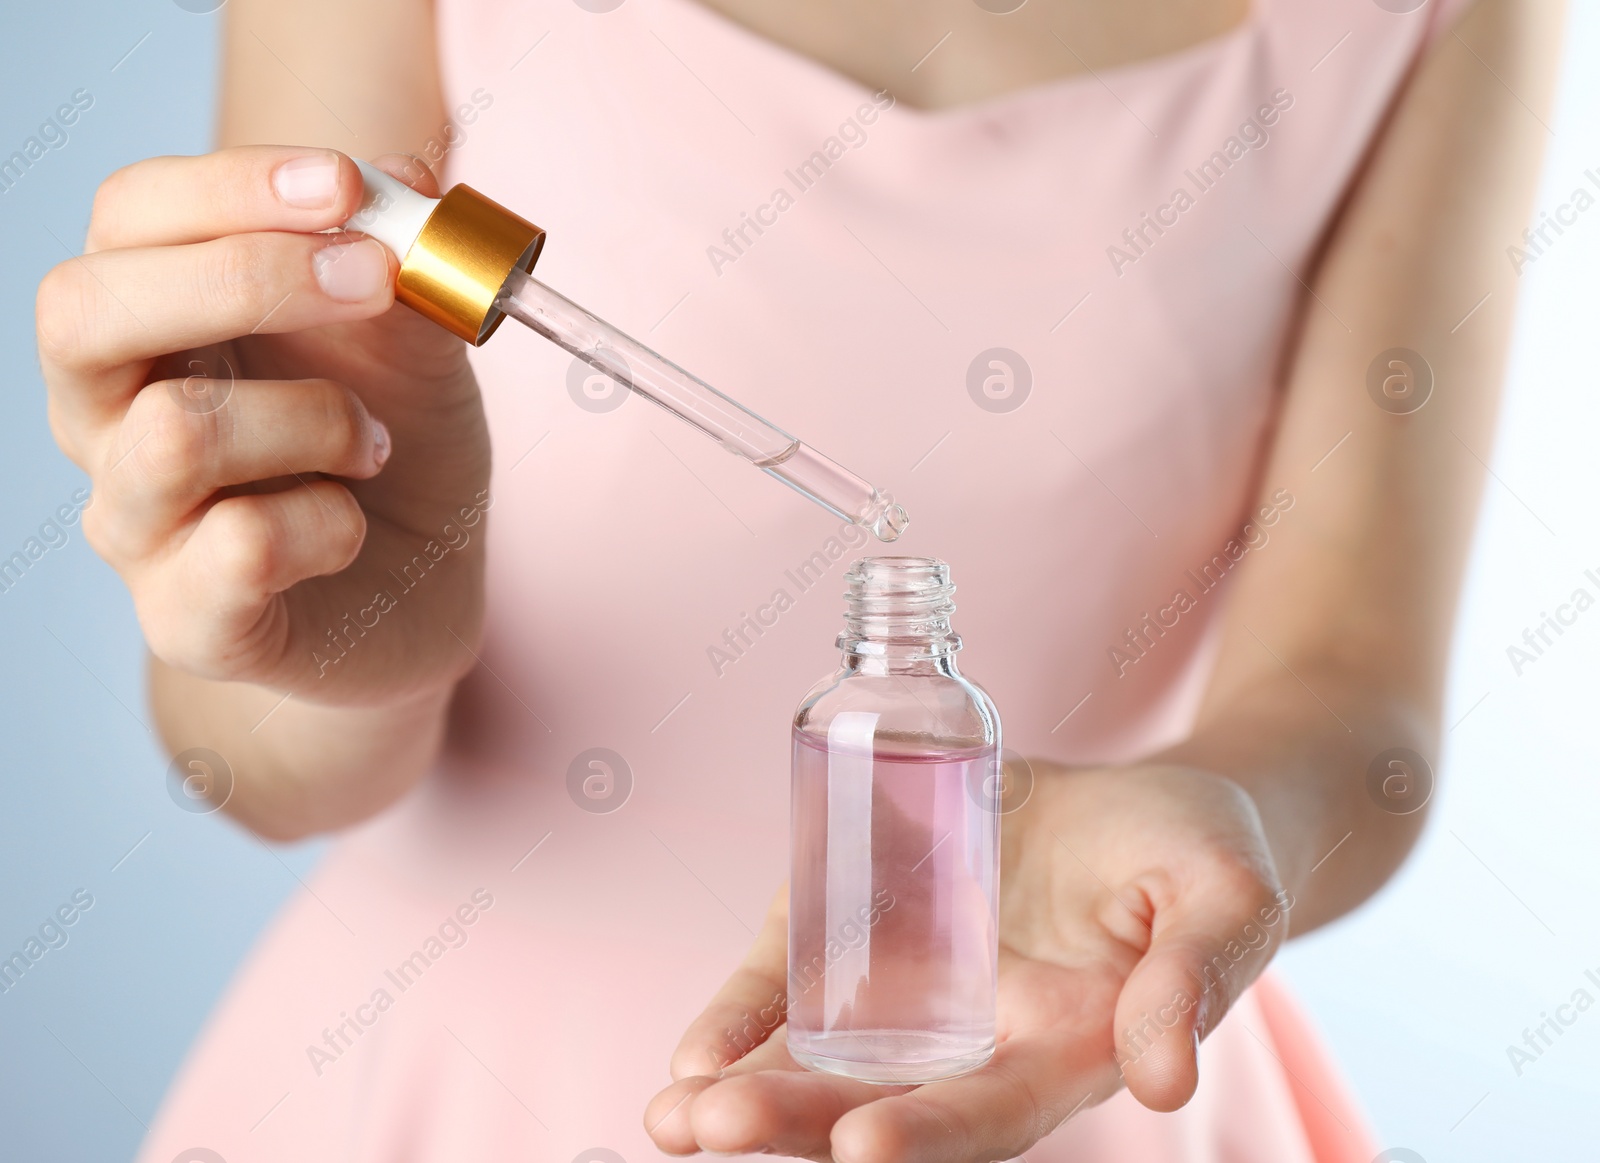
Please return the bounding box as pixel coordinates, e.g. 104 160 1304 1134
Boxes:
141 0 1467 1158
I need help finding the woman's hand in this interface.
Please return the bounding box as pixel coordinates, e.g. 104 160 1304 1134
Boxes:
644 763 1290 1163
36 146 490 704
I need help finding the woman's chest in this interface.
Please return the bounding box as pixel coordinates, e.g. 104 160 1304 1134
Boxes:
684 0 1254 109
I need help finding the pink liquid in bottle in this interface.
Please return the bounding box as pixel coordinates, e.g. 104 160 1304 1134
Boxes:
788 733 1000 1082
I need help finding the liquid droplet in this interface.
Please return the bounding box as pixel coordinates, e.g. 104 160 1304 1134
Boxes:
868 501 910 543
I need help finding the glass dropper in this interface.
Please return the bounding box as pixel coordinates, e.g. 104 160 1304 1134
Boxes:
344 161 909 543
494 269 908 540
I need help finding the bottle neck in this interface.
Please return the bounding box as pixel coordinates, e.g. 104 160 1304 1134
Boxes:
837 557 962 675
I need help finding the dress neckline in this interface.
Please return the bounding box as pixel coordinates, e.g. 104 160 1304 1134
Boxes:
652 0 1263 123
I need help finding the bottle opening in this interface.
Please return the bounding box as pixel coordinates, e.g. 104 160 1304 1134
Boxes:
839 557 961 659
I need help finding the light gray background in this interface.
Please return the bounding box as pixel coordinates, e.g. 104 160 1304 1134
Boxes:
0 2 1594 1160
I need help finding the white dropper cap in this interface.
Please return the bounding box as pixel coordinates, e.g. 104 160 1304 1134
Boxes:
342 160 440 261
336 159 547 345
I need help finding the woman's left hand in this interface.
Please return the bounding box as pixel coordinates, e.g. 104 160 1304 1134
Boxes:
643 762 1292 1163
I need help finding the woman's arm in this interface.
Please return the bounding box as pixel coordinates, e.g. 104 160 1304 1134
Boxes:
217 0 445 153
144 1 467 839
1159 0 1565 932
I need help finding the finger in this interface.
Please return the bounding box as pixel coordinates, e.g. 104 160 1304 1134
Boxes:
649 1034 901 1161
1112 870 1285 1111
827 982 1122 1163
689 1064 900 1161
138 481 366 680
88 376 388 561
85 147 367 253
366 152 443 200
643 1074 717 1157
669 884 790 1080
38 229 395 412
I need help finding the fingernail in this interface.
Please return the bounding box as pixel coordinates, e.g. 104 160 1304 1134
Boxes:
371 419 391 469
314 240 389 303
272 152 340 209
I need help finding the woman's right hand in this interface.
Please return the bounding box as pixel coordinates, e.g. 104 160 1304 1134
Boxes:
37 147 492 706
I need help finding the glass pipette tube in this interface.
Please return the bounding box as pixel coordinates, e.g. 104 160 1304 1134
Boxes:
495 269 909 542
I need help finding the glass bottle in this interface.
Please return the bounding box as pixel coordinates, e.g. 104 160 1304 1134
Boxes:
787 556 1001 1084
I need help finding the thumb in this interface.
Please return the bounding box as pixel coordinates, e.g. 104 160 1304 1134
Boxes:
1112 880 1290 1111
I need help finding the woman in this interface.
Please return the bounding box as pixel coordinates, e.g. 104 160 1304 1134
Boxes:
36 0 1560 1158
